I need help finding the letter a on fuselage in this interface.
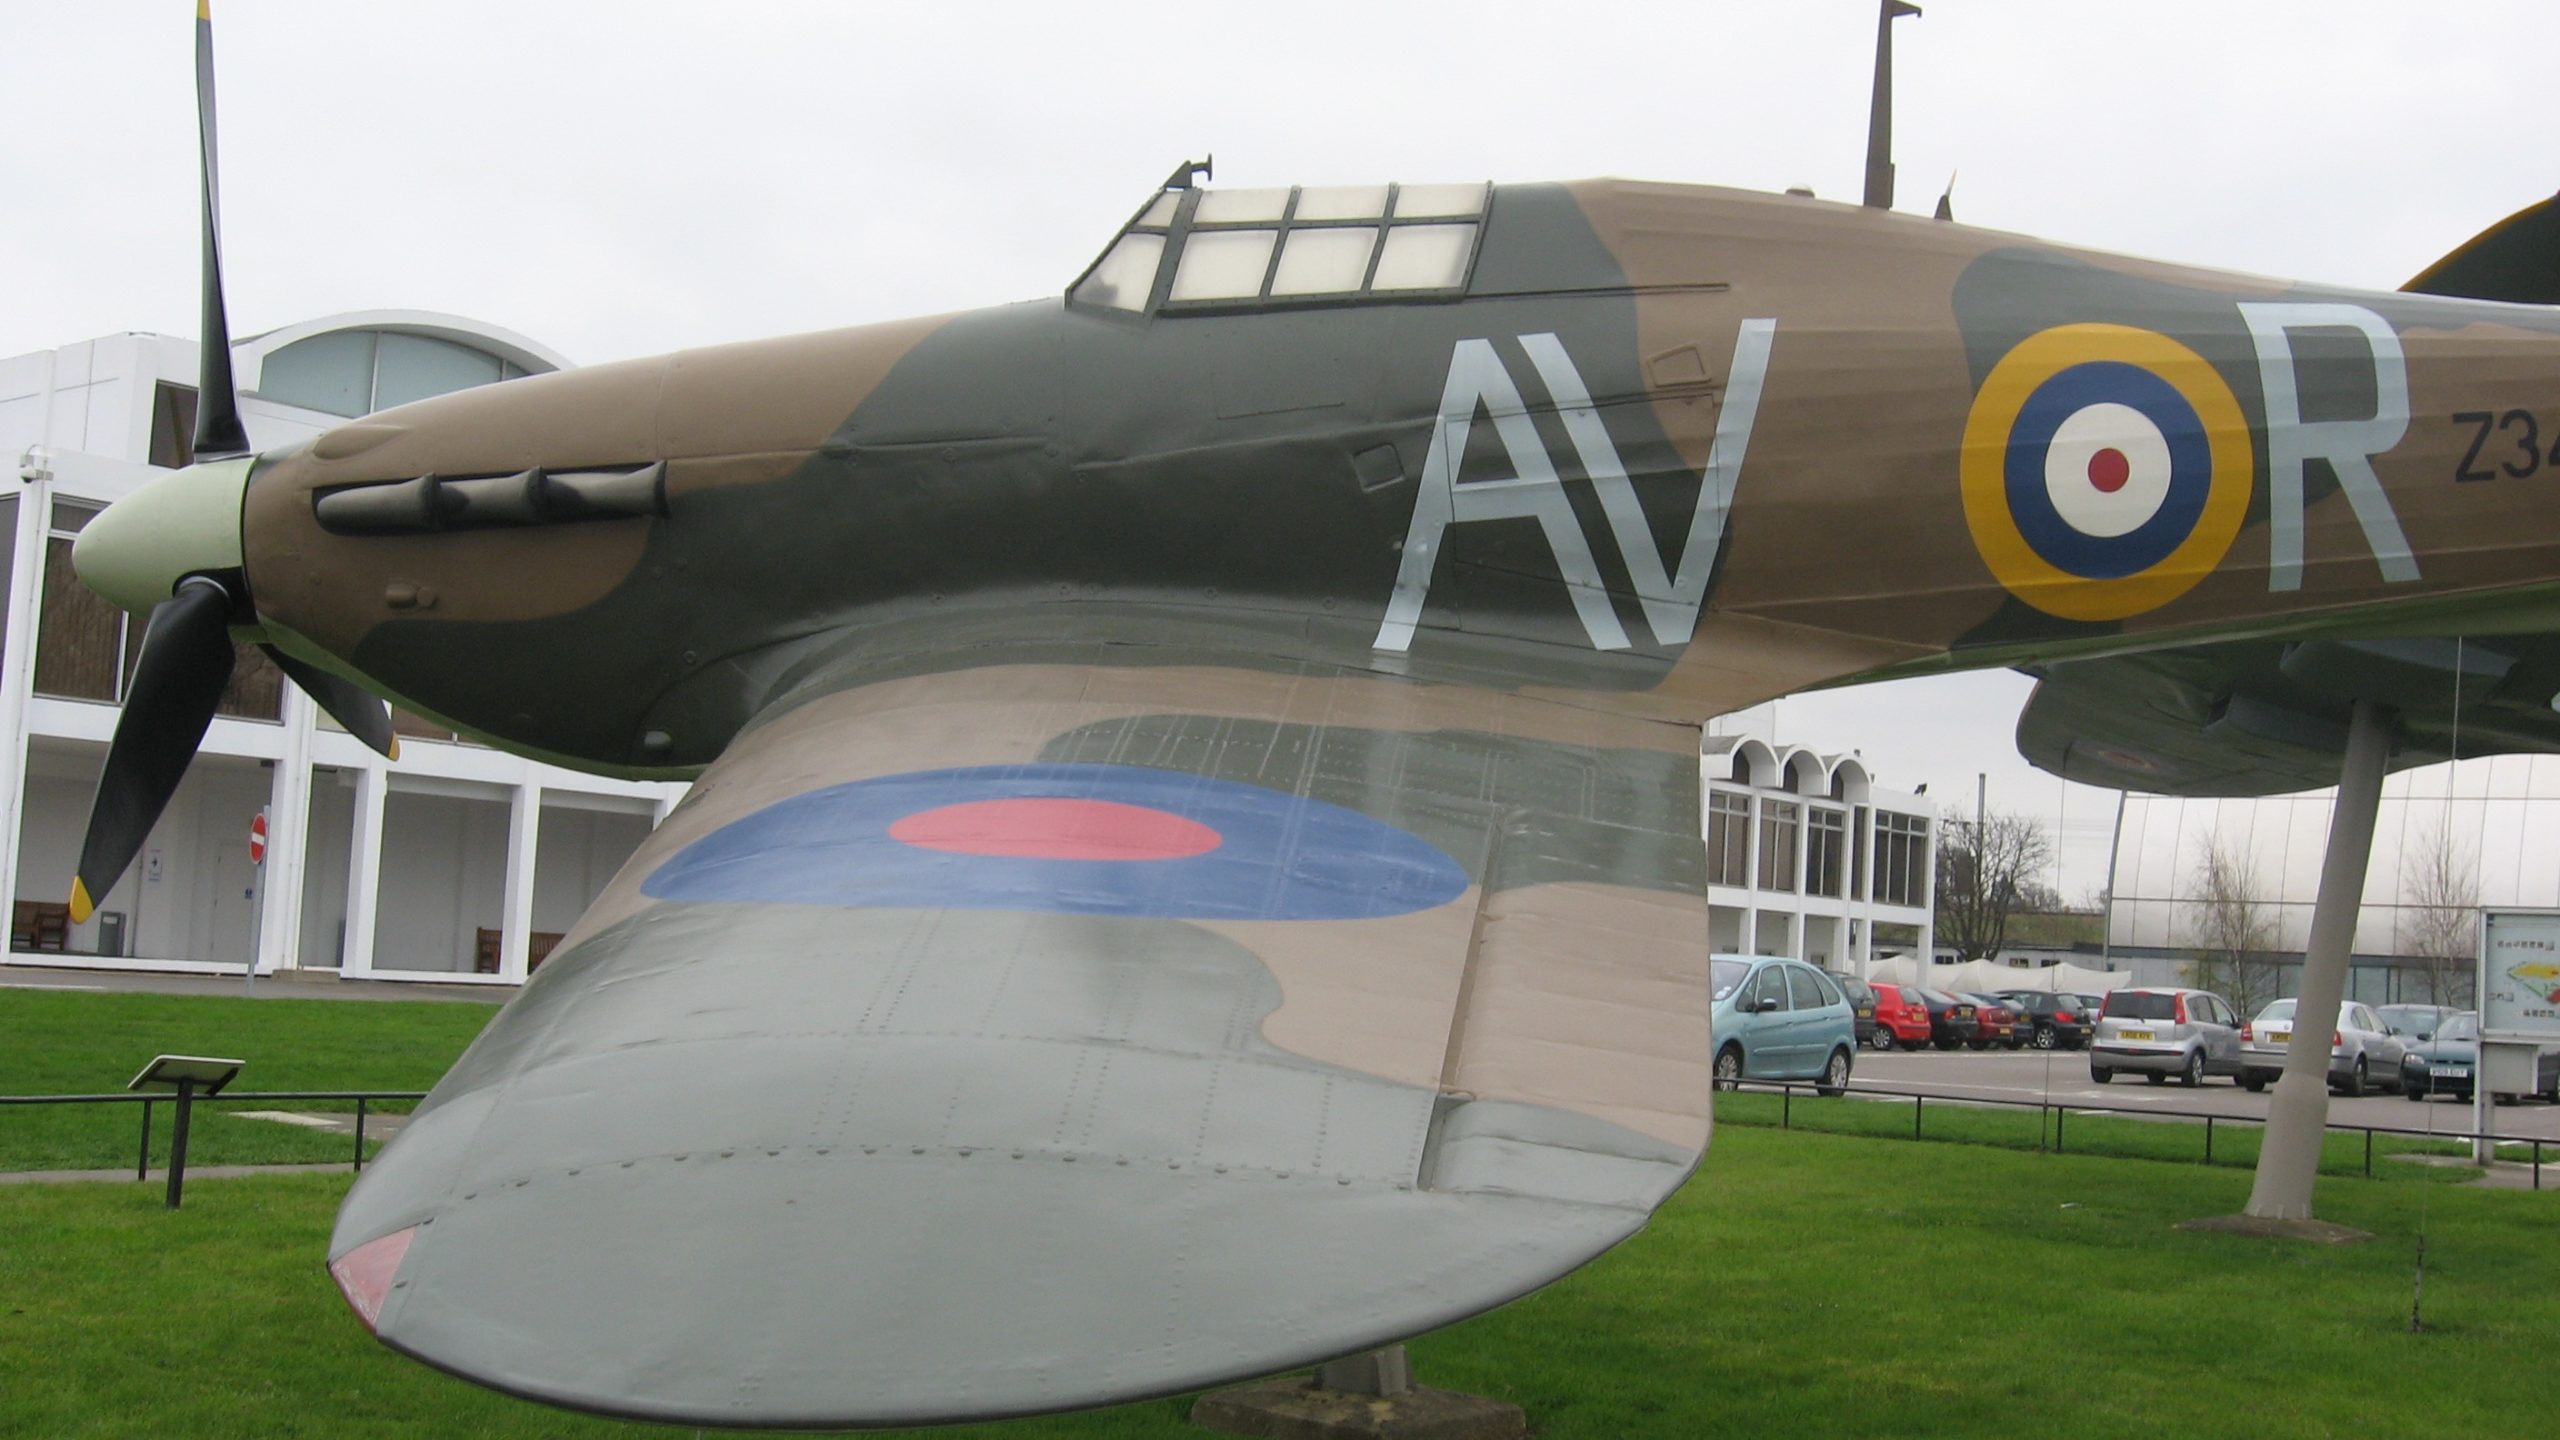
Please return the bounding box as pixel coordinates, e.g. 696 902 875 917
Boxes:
1375 323 1776 654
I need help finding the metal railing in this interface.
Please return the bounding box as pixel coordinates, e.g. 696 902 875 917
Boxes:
0 1090 429 1177
1724 1077 2548 1189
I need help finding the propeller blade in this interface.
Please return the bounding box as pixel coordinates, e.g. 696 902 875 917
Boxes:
262 644 400 759
69 578 239 922
192 1 247 459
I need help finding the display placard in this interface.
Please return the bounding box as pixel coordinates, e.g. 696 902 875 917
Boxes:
2480 908 2560 1041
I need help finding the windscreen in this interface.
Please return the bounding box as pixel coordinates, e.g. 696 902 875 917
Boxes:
1711 959 1750 1001
2258 999 2297 1023
2441 1013 2480 1041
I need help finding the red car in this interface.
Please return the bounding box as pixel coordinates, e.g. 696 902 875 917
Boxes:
1867 982 1934 1050
1959 993 2025 1050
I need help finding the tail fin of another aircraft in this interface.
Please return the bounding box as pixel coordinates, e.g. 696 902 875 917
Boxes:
2404 193 2560 303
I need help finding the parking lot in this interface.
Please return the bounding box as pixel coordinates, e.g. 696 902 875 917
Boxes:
1844 1044 2560 1143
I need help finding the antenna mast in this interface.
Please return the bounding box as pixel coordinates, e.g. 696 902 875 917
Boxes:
1863 1 1922 209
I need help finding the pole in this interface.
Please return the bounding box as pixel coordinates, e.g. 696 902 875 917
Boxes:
2101 789 2127 969
2246 699 2391 1220
166 1078 196 1209
244 844 261 993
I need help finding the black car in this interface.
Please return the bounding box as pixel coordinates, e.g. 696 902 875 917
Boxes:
1827 971 1880 1049
1913 988 1980 1051
1997 990 2098 1050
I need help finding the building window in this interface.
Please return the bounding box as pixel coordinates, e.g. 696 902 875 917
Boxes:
1851 804 1870 900
1758 799 1799 893
1807 807 1846 898
34 506 126 702
257 329 539 419
33 500 282 720
1875 811 1929 907
148 383 199 469
1706 791 1748 887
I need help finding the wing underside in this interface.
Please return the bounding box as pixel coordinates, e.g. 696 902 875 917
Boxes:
2017 632 2560 795
327 658 1714 1427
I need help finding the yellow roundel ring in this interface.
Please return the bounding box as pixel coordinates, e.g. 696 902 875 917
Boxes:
1960 323 2252 622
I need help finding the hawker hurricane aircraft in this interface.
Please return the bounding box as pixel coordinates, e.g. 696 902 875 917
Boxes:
68 5 2560 1428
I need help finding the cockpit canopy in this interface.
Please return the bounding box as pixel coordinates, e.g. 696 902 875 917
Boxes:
1071 179 1488 314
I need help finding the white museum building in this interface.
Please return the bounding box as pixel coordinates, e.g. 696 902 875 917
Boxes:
0 314 684 985
2106 755 2560 1003
1700 735 1934 973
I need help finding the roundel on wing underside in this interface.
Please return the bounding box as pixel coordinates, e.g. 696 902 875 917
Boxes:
640 763 1471 921
1961 323 2253 621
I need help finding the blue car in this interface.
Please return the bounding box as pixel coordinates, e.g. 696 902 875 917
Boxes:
1710 955 1858 1095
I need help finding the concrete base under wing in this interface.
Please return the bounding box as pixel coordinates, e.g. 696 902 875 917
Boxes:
329 901 1695 1428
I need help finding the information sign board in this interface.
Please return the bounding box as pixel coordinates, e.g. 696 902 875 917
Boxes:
2480 908 2560 1042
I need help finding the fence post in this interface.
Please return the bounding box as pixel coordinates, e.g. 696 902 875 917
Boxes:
2536 1139 2543 1193
354 1096 368 1173
136 1099 152 1181
1782 1086 1792 1130
2363 1129 2373 1180
2204 1115 2214 1166
1914 1095 1924 1140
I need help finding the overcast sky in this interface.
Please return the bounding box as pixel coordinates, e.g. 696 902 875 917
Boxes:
11 1 2558 896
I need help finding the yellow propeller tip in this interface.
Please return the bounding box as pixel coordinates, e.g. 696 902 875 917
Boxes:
198 1 211 21
68 879 94 925
387 738 401 762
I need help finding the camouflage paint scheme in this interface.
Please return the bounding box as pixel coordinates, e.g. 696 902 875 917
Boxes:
236 179 2560 1424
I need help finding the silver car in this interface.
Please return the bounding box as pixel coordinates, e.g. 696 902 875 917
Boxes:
2090 987 2245 1087
2239 999 2406 1096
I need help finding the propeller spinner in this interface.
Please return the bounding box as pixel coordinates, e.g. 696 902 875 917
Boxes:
65 2 397 923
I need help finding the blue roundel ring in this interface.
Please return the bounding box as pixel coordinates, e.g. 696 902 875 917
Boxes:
640 762 1473 922
1959 323 2253 623
2002 361 2211 580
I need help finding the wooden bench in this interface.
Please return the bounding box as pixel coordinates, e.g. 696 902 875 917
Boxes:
473 927 565 975
11 900 68 953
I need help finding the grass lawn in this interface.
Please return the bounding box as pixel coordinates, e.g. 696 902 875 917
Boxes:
5 1124 2555 1439
0 990 494 1171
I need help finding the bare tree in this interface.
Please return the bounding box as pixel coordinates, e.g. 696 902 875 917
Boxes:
2400 821 2479 1007
2182 836 2284 1015
1935 810 2055 962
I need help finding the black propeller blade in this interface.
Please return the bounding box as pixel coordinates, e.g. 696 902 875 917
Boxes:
69 578 238 922
262 645 400 758
192 1 247 460
66 4 406 923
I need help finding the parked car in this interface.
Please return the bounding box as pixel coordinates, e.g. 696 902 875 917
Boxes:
2400 1012 2560 1104
1958 992 2024 1049
2376 1004 2460 1044
1866 982 1934 1051
1997 989 2097 1050
2238 999 2406 1096
1913 989 1981 1051
1826 971 1880 1049
2090 987 2245 1087
1710 955 1858 1094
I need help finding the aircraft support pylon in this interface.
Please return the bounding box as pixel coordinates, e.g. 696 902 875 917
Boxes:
2244 697 2392 1220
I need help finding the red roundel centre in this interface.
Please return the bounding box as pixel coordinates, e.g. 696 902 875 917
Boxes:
2086 447 2131 494
889 798 1222 861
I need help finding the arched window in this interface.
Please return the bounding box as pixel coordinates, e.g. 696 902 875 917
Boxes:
259 330 545 418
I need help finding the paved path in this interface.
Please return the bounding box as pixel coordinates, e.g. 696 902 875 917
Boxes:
0 962 509 1003
1844 1044 2560 1143
0 1161 357 1185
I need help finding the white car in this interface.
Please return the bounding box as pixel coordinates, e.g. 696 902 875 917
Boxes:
2238 999 2405 1096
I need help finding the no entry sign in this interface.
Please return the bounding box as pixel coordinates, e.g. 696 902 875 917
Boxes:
248 810 267 866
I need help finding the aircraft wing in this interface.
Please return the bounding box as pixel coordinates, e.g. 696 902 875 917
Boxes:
2016 632 2560 795
326 656 1714 1428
